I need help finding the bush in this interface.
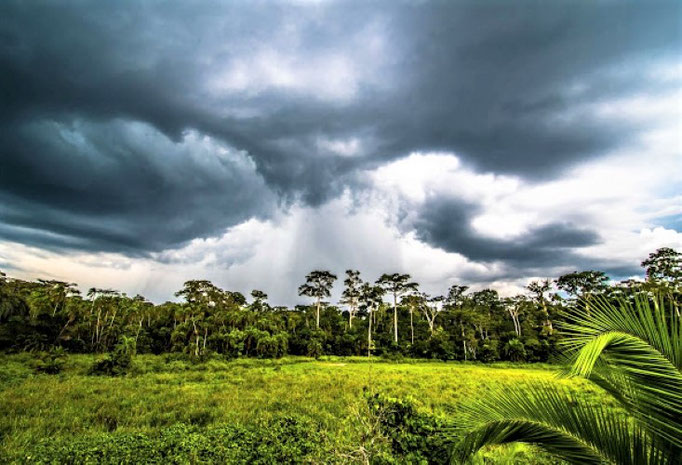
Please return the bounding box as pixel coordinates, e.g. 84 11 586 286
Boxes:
427 328 454 361
478 340 500 363
503 338 526 362
523 338 550 362
25 416 322 464
89 336 136 376
33 347 66 374
366 392 450 465
305 330 325 359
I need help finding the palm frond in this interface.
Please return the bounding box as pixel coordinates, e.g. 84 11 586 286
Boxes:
560 294 682 448
560 293 681 369
451 383 666 465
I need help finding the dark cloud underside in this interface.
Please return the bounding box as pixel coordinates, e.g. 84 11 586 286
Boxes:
413 198 600 265
0 0 679 265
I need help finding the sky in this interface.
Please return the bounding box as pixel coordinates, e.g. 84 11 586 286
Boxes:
0 0 681 305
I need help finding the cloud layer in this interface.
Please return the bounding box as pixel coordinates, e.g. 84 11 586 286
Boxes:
0 0 680 303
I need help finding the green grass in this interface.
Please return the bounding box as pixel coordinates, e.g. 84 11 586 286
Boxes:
0 354 612 463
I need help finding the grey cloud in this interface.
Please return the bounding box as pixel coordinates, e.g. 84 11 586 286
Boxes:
410 196 648 284
412 197 600 267
0 0 680 254
0 118 275 253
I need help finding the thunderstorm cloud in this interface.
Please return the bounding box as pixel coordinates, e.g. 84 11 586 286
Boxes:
0 0 680 303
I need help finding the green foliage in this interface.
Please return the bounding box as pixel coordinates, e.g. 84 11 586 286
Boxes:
23 416 322 464
562 293 682 450
0 266 570 361
366 392 450 464
428 327 455 361
478 340 500 363
503 339 526 362
89 336 136 376
0 354 592 464
454 292 682 464
33 347 67 374
1 248 681 364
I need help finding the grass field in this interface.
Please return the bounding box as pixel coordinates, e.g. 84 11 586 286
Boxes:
0 354 613 464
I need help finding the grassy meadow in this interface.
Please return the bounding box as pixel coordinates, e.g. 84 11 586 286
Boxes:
0 354 614 464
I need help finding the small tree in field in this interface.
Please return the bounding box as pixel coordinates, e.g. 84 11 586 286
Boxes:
298 270 337 329
376 273 418 344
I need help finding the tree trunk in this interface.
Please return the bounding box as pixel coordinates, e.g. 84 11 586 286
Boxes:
393 294 398 344
135 318 143 343
95 308 102 349
542 301 553 335
56 316 74 342
367 309 373 357
316 298 321 329
192 319 199 357
409 308 414 344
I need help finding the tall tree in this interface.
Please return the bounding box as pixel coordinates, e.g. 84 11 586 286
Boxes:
250 290 269 312
401 292 425 343
556 270 609 314
87 288 119 350
423 294 444 336
33 279 79 317
526 279 553 335
503 296 527 337
642 247 682 284
642 247 682 316
175 280 227 356
446 284 469 308
412 293 445 336
0 272 30 323
376 273 418 344
470 289 500 341
359 282 384 357
340 270 363 328
298 270 337 329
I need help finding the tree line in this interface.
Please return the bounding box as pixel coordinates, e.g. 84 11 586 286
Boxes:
0 248 679 362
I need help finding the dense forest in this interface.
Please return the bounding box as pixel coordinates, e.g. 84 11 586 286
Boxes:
1 248 679 364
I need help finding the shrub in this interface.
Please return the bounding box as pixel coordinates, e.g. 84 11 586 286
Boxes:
33 347 66 374
523 338 549 362
427 328 455 361
366 392 450 464
478 340 500 363
25 416 322 464
89 336 136 376
502 338 526 362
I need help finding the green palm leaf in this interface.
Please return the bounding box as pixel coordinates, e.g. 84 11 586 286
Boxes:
561 294 682 448
452 383 662 465
454 292 682 465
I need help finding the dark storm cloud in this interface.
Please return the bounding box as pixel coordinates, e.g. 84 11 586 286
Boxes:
0 0 679 255
412 197 601 270
0 118 275 252
410 197 649 284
